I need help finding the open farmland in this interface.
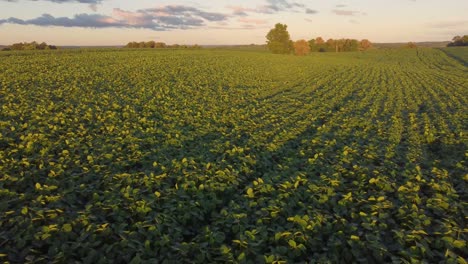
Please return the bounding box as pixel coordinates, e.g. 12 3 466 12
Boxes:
0 48 467 263
440 47 468 66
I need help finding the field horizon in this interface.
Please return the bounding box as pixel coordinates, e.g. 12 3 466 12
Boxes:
0 40 454 50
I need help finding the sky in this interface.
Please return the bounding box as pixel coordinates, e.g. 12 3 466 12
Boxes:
0 0 467 45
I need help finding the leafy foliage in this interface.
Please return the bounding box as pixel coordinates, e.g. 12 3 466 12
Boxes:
2 41 57 51
406 42 418 49
447 35 468 47
125 41 201 49
293 40 310 56
308 38 370 52
0 48 466 263
266 23 293 54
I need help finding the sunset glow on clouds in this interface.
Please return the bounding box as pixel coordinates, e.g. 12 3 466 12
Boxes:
0 0 466 45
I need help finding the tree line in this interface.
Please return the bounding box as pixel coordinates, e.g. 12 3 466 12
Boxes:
125 41 202 49
2 41 58 51
266 23 372 56
447 35 468 47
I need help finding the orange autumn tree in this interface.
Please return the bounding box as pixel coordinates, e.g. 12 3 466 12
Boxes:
294 39 311 56
359 39 372 51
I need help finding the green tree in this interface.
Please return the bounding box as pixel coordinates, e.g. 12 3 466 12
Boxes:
145 41 156 48
447 35 468 47
155 42 167 48
343 39 359 52
308 39 316 52
266 23 293 54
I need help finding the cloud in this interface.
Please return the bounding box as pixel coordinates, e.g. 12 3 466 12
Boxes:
258 0 305 13
227 0 307 15
142 6 228 22
226 6 253 16
1 0 102 3
0 5 231 30
305 8 318 14
89 3 98 12
0 13 146 28
209 25 268 30
238 17 268 25
332 9 362 16
427 20 468 29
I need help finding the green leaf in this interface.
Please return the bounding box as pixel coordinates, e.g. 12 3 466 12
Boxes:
237 252 246 261
21 207 28 215
275 233 282 241
265 255 275 263
220 245 231 254
247 188 254 198
129 254 141 264
453 240 466 248
288 240 297 248
63 224 72 233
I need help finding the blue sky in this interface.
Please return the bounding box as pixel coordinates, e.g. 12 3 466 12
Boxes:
0 0 467 45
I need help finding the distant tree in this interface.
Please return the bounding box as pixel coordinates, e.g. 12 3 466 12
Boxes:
308 39 316 51
359 39 372 51
326 39 336 52
307 37 362 52
315 37 325 45
4 41 57 51
125 42 136 48
266 23 293 54
294 39 311 56
11 43 24 50
145 41 156 48
155 42 166 48
343 39 359 51
37 42 46 50
314 37 327 52
447 35 468 47
406 42 417 48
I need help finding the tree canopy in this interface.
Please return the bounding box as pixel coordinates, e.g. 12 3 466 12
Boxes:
307 38 371 52
406 42 417 48
266 23 293 54
447 35 468 47
294 40 310 56
2 41 57 51
125 41 201 49
266 23 372 54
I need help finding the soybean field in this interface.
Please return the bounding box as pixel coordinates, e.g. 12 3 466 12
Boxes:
0 48 467 263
